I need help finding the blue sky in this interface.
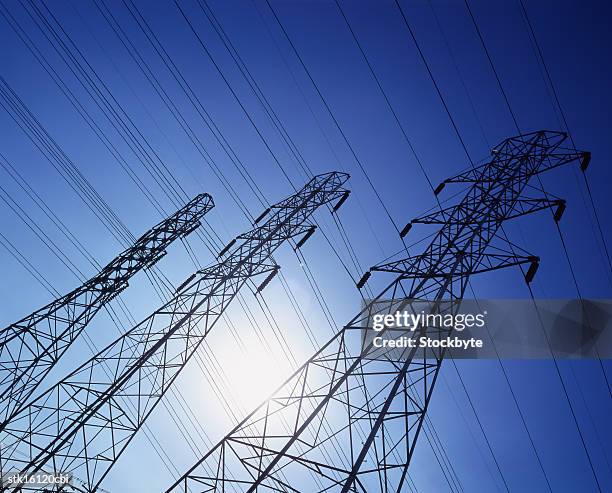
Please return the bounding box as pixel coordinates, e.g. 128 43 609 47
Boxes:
0 0 611 491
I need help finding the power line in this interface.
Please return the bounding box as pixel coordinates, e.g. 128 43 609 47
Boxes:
394 0 474 167
463 3 606 488
166 131 585 493
516 0 612 289
263 0 407 243
0 172 349 492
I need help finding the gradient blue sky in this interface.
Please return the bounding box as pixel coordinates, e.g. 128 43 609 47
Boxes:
0 0 611 491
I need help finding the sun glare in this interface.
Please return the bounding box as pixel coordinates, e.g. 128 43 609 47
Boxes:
225 340 293 411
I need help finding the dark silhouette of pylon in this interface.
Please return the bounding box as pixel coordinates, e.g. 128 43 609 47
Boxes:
0 193 214 427
165 131 588 493
0 172 349 492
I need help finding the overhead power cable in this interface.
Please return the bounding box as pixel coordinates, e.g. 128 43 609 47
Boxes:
394 0 474 167
262 0 407 245
516 0 612 289
165 131 584 493
463 1 605 488
0 172 349 493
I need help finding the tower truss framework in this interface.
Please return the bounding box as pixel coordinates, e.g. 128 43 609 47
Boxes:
0 172 348 492
0 193 214 428
166 131 588 493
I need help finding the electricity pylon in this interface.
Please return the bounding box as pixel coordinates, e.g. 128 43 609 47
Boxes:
165 131 589 493
0 193 214 427
0 172 349 492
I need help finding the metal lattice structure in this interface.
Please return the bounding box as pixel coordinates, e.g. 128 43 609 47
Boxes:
0 171 349 492
165 131 588 493
0 193 214 428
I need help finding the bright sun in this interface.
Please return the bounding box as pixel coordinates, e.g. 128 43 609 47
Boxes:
225 339 293 411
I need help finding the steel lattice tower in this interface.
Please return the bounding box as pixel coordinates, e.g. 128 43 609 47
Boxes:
165 131 589 493
0 171 349 492
0 193 214 428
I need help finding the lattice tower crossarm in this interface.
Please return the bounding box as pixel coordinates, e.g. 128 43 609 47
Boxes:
0 172 349 493
165 131 588 493
0 193 214 428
